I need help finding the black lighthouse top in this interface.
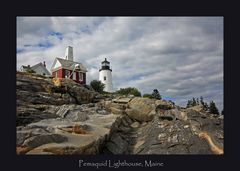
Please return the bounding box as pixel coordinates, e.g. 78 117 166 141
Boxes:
99 58 112 71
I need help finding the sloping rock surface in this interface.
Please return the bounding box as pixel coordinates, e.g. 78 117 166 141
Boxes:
16 72 224 155
17 72 101 126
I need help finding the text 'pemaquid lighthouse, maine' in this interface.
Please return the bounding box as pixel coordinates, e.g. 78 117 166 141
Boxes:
99 58 113 92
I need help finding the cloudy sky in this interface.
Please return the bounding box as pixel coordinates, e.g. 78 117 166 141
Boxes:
16 17 223 111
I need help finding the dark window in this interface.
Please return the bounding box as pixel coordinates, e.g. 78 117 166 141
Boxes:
79 72 83 81
104 76 106 81
65 70 70 78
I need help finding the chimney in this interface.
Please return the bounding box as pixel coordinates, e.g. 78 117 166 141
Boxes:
65 46 73 61
27 65 30 68
43 61 46 67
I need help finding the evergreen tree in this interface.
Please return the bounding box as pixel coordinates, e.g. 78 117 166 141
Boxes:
196 98 199 105
151 89 162 100
186 100 189 108
200 96 204 106
192 97 197 106
209 101 219 114
186 100 191 108
203 102 209 111
221 109 224 115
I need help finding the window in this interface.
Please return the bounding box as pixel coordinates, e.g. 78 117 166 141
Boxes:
55 71 58 78
65 70 70 78
103 63 109 67
79 72 83 81
73 72 76 80
104 76 106 81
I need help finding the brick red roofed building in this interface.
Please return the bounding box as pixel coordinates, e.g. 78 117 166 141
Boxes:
50 46 87 84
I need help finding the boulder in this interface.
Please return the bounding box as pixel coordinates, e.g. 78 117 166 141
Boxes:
155 100 173 110
160 109 188 121
125 97 156 122
126 108 155 122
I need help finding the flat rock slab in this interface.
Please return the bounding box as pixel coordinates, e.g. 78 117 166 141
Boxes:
113 98 132 104
21 114 119 155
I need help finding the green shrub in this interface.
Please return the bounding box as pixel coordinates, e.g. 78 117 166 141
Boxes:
116 87 141 97
143 93 153 98
90 80 105 93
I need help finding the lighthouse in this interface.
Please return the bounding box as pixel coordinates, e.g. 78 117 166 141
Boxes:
99 58 113 92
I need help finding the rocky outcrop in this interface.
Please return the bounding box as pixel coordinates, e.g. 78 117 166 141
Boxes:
16 105 59 126
101 109 223 154
124 97 174 122
100 97 223 155
16 72 101 126
17 72 99 106
16 73 224 155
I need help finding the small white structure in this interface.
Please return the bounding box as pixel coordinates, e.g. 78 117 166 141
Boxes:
65 46 73 61
99 58 113 92
20 61 51 76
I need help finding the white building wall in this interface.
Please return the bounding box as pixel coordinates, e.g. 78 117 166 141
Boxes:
99 70 113 92
51 60 62 71
54 60 62 69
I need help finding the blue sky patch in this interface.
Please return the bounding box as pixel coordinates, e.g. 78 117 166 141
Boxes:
17 48 25 53
37 41 53 48
48 31 63 40
163 96 176 101
80 26 92 34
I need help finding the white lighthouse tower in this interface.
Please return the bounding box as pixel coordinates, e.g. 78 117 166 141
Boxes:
99 58 113 92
